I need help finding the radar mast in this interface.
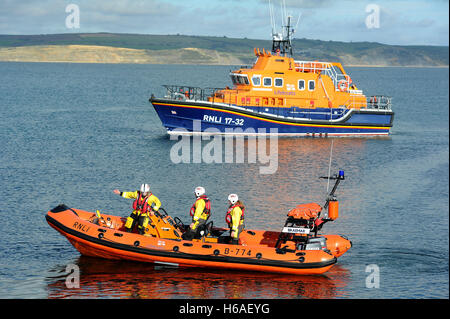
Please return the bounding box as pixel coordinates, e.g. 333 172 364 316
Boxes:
269 0 300 57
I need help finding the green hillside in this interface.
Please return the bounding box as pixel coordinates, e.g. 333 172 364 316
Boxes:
0 33 447 66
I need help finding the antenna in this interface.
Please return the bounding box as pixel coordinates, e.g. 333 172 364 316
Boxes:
269 0 275 35
268 0 295 57
281 0 286 35
293 12 301 35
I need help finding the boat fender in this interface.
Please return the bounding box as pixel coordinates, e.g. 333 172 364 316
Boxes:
173 246 179 252
298 257 305 263
134 241 140 247
213 249 220 256
256 253 262 259
50 204 69 213
98 233 104 239
247 230 256 236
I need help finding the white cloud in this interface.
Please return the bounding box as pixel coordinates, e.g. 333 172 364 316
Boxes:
0 0 447 45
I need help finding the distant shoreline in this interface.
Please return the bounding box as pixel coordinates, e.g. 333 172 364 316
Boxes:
1 60 448 68
0 43 448 68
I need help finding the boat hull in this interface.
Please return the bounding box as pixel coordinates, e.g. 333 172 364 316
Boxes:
150 98 394 136
46 205 339 275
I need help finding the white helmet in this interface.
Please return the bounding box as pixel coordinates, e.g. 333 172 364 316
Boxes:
140 184 150 193
194 186 205 197
228 194 238 205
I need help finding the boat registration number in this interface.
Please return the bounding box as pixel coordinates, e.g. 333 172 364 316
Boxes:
282 227 310 234
203 115 244 126
223 248 252 256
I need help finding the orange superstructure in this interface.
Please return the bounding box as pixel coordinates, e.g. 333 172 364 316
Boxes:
210 48 367 110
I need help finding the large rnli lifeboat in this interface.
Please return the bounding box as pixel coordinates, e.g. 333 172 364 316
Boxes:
150 16 394 136
45 171 351 275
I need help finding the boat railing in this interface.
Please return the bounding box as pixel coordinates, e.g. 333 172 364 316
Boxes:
162 85 293 116
294 60 332 73
344 95 392 110
366 95 392 110
163 85 226 102
345 98 367 109
294 60 350 92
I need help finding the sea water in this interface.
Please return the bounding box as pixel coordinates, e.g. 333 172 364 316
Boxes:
0 62 448 298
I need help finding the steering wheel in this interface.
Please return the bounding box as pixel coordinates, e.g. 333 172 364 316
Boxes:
173 217 185 230
155 207 168 218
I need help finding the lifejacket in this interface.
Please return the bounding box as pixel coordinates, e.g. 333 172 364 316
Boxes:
190 195 211 218
225 204 245 226
132 191 151 214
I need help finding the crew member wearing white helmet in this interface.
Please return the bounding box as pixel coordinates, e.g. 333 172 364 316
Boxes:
225 194 245 245
182 186 211 240
113 184 161 234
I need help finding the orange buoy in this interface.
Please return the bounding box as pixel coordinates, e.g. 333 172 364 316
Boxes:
328 199 339 220
338 80 348 92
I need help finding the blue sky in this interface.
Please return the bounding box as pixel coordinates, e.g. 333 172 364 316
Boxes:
0 0 448 46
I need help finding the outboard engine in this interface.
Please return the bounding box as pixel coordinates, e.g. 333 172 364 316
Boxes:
304 237 327 250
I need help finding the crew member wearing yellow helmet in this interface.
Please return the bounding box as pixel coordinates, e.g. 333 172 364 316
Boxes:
113 183 161 234
182 186 211 240
226 194 245 245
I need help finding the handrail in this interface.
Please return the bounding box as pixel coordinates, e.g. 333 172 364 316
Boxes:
343 95 392 110
162 85 225 102
366 95 392 110
294 60 351 92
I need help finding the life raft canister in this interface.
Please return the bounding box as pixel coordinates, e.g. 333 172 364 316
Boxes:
190 195 211 217
225 204 245 225
328 198 339 220
133 191 151 214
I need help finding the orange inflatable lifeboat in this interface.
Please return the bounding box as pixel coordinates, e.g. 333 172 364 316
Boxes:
45 171 351 275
